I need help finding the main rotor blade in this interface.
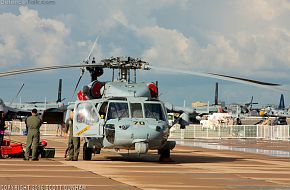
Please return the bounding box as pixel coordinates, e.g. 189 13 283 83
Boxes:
9 83 24 106
208 73 280 86
70 74 84 102
150 66 286 91
0 64 103 77
84 36 100 63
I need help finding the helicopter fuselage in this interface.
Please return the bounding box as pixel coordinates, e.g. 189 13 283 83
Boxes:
73 96 175 154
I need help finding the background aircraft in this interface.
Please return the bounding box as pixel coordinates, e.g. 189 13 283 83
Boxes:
0 79 66 124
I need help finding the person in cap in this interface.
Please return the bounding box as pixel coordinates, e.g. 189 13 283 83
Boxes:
65 110 80 161
24 109 42 161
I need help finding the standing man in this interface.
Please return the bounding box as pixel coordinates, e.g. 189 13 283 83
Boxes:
65 110 80 161
0 111 8 147
24 109 42 161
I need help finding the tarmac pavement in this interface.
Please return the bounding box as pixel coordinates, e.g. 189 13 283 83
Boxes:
0 136 290 190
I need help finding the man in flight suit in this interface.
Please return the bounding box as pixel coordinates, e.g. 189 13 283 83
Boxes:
65 110 80 161
24 109 42 161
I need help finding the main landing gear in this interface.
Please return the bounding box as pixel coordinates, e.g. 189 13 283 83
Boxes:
83 142 92 160
83 142 101 160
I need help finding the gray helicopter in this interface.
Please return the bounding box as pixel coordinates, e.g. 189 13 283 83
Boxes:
0 54 282 161
70 57 175 161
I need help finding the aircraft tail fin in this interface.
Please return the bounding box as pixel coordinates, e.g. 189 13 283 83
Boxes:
278 94 285 110
214 82 218 105
56 79 62 103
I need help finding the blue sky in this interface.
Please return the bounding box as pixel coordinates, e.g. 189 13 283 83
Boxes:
0 0 290 107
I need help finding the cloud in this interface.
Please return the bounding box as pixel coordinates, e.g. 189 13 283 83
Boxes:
236 0 290 21
0 6 70 68
2 2 290 82
136 25 290 81
137 26 194 68
1 1 290 105
2 2 286 78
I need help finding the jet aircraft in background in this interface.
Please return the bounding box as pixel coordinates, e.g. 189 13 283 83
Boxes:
0 79 66 124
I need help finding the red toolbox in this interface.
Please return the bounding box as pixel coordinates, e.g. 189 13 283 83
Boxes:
10 143 23 155
1 146 12 156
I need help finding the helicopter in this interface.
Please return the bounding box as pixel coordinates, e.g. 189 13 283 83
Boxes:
0 53 283 161
68 57 176 161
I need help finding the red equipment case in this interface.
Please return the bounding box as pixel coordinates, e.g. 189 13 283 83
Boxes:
1 143 23 157
1 146 12 157
10 143 23 155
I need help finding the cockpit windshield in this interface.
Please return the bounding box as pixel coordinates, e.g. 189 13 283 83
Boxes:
144 103 166 121
130 103 143 118
107 102 129 120
106 101 166 121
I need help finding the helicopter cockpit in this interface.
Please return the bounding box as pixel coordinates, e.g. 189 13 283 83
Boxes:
103 99 167 121
107 102 129 120
74 98 167 122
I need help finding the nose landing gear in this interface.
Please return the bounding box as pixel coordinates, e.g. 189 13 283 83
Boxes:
158 149 173 162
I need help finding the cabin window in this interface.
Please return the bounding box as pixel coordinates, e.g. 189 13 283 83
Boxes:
130 103 143 118
144 103 165 121
107 102 129 120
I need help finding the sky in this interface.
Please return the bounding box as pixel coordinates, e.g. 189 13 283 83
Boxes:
0 0 290 107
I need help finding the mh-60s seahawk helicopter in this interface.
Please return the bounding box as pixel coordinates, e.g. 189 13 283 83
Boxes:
71 56 175 161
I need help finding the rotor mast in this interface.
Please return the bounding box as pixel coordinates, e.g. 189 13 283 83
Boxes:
86 57 104 82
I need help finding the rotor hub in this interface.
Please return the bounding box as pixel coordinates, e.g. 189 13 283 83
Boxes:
87 57 150 82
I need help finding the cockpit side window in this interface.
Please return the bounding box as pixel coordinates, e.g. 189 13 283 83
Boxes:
76 102 98 124
99 102 108 119
130 103 143 118
144 103 165 121
107 102 129 120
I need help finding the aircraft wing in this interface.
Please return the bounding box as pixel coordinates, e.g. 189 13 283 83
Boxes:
42 108 65 124
3 105 66 124
0 104 28 121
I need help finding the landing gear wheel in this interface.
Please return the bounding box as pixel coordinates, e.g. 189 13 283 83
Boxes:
83 142 92 160
158 149 172 162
